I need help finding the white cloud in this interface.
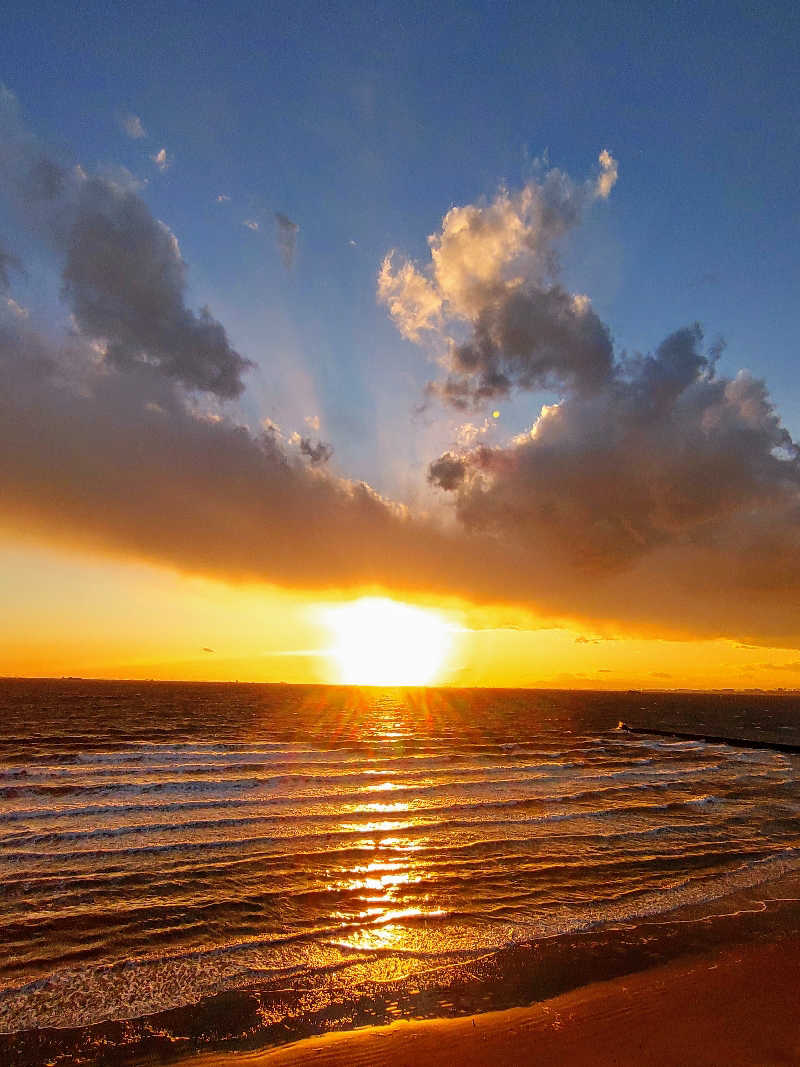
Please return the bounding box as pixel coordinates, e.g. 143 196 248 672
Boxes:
595 149 618 199
378 253 442 341
243 219 260 231
120 113 146 140
5 297 28 319
150 148 171 172
380 154 618 407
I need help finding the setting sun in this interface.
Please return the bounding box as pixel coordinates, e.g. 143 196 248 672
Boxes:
321 598 454 685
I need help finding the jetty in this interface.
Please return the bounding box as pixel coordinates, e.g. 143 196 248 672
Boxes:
617 721 800 755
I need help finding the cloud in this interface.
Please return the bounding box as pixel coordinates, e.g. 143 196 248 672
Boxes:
119 113 146 140
62 177 251 396
428 452 467 491
0 309 492 605
3 96 800 650
379 153 618 408
5 296 28 318
595 148 618 199
378 254 442 341
151 148 171 172
0 241 22 290
216 194 231 203
275 212 298 269
243 219 260 231
0 92 250 399
427 322 800 638
299 437 334 465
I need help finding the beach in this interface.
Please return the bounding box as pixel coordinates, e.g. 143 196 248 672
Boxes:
199 936 800 1067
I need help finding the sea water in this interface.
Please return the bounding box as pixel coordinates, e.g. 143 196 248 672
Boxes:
1 680 799 1061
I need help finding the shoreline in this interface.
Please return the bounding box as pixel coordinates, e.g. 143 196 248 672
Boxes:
197 936 800 1066
5 872 800 1065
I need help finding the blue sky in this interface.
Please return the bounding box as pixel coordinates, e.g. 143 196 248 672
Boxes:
3 0 798 495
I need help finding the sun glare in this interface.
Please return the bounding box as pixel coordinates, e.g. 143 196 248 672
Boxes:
322 598 453 685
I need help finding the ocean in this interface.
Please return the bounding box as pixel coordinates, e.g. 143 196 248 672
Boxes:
2 680 799 1064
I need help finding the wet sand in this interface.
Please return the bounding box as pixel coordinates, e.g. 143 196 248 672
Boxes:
197 937 800 1066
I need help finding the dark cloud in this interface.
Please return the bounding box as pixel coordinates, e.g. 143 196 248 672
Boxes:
63 177 251 397
299 437 333 465
0 89 250 398
428 324 800 629
275 212 299 270
428 452 467 491
0 241 22 290
431 284 614 409
0 314 512 617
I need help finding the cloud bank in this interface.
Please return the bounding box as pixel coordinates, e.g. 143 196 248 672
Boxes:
2 94 800 648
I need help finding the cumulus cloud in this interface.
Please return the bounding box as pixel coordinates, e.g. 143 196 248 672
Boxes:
243 218 260 231
62 178 251 396
380 153 618 407
428 323 800 633
378 255 442 341
0 91 250 398
275 211 298 269
119 113 146 140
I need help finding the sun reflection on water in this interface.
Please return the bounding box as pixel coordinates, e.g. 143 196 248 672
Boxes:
324 717 447 955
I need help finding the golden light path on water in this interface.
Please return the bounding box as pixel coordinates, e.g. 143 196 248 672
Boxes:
320 598 456 686
324 707 446 960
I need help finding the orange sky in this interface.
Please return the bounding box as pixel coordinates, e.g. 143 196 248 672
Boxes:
3 535 799 691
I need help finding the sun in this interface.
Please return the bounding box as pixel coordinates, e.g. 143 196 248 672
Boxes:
321 598 453 685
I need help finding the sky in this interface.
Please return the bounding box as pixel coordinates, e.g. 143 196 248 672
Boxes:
1 0 800 688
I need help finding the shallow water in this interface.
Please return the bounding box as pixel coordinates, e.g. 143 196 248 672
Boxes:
1 681 799 1059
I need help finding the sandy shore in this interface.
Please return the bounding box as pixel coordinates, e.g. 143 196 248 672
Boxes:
196 937 800 1066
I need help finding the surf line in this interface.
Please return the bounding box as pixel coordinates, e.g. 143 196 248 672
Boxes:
616 722 800 755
